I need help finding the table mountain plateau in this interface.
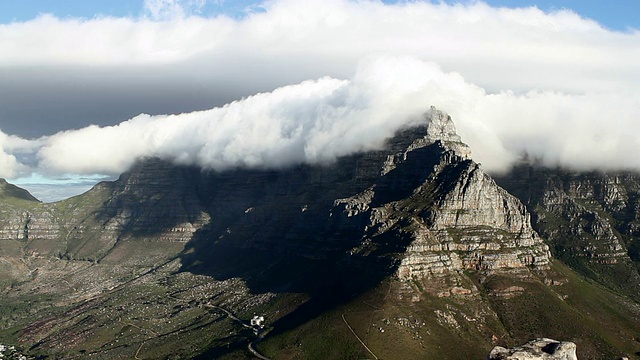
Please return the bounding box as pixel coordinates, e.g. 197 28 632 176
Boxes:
0 108 638 359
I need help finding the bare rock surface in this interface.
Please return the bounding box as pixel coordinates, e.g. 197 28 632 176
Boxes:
489 338 577 360
496 165 640 297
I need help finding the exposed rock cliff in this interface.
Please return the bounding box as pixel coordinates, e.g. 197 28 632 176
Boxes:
496 166 640 296
0 180 44 283
334 108 549 286
168 107 551 297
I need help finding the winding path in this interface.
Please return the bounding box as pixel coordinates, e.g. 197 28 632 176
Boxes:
205 303 271 360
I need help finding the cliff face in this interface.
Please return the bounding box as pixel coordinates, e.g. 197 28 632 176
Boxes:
0 180 47 284
329 110 549 283
167 107 551 299
496 166 640 296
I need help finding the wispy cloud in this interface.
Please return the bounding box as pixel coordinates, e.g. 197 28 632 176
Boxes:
143 0 214 20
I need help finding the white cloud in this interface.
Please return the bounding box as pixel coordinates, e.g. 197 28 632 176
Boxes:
0 152 21 179
27 55 640 177
35 57 440 175
1 0 637 91
0 0 639 194
0 131 34 178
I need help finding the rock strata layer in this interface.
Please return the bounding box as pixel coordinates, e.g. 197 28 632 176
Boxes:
496 166 640 297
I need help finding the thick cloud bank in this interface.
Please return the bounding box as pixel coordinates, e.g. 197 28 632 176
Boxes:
35 57 461 175
0 133 34 178
0 0 639 200
1 55 639 182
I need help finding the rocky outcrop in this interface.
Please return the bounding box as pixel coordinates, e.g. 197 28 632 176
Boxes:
489 338 577 360
338 108 550 281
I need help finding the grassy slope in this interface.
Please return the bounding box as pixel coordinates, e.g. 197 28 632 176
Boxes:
258 262 640 359
259 279 491 359
9 257 634 359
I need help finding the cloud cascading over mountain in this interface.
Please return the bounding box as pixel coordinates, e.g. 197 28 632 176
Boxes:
0 0 638 191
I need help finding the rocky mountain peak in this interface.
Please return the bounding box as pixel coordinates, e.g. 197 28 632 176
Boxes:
380 106 472 176
425 105 462 143
403 106 472 160
334 107 550 288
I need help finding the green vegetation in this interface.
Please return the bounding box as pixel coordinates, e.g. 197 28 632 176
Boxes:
484 261 639 358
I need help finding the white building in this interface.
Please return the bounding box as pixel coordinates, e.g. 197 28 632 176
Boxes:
250 315 265 328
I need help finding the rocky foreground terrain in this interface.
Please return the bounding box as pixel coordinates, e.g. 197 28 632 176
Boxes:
0 108 639 359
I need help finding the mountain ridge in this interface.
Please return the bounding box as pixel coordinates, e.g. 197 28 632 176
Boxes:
0 108 638 359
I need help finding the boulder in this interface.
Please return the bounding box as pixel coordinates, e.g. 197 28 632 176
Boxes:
489 338 577 360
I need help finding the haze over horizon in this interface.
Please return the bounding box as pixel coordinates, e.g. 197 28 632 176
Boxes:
0 0 638 202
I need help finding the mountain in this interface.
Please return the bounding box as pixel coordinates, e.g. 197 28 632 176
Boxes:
0 108 639 359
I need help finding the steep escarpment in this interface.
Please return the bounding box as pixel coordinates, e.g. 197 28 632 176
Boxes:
0 180 41 284
58 160 210 265
178 108 551 296
496 165 640 297
0 161 210 264
1 108 548 283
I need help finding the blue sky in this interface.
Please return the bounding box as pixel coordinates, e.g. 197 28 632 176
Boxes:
484 0 640 31
0 0 261 22
0 0 638 31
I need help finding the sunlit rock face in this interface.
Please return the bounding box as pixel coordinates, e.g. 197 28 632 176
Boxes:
489 338 578 360
333 108 549 282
